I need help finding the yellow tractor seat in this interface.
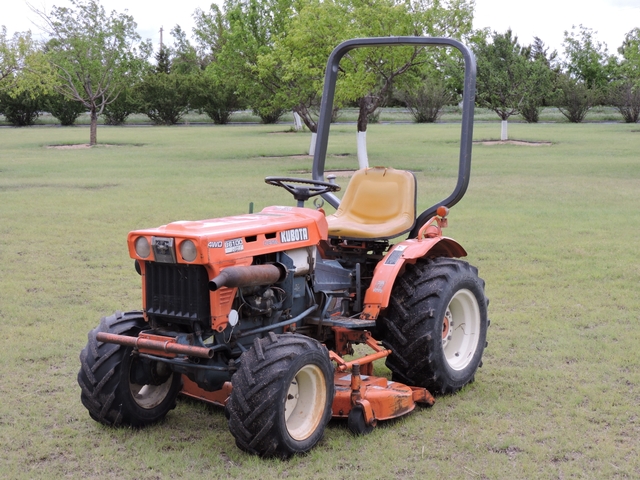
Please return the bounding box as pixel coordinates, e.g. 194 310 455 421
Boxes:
326 167 416 240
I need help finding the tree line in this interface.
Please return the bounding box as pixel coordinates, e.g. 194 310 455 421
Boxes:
0 0 639 147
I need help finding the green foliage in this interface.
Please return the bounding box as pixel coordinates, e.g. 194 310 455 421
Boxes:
190 68 244 124
0 87 43 126
0 27 34 86
0 27 56 97
396 78 452 123
210 0 295 120
170 26 201 74
0 36 52 126
607 29 640 123
256 0 352 132
204 0 474 131
344 0 475 132
607 80 640 123
101 87 140 125
192 3 227 65
256 106 286 124
520 37 559 123
136 72 192 125
44 91 86 125
475 30 554 122
554 73 598 123
519 102 541 124
190 4 246 124
519 58 556 123
155 47 171 74
562 25 613 90
618 27 640 80
37 0 151 143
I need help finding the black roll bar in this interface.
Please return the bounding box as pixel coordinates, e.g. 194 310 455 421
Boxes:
311 37 476 239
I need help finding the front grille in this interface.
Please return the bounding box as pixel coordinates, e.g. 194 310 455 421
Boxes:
145 262 211 324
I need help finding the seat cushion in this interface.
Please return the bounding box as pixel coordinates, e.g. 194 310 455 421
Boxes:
326 167 416 239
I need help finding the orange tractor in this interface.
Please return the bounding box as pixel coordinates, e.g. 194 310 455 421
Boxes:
78 37 487 458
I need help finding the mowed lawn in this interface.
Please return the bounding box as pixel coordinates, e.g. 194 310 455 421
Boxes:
0 121 638 479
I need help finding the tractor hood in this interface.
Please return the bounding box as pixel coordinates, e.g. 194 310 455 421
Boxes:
127 206 328 265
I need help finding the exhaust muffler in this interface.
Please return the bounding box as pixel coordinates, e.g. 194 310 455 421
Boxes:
209 263 286 291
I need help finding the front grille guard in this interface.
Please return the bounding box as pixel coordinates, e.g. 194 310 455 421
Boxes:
145 262 211 325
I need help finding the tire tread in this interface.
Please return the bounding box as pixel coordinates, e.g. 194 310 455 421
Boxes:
77 311 180 427
227 333 334 458
378 257 488 395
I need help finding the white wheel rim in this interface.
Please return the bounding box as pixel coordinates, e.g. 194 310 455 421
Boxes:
284 364 327 441
442 288 481 371
129 367 173 410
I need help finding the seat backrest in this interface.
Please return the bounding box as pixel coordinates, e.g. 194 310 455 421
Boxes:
326 167 416 240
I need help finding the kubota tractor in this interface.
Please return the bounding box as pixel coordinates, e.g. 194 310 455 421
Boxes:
78 37 488 458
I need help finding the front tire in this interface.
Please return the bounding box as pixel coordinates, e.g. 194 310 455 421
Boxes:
227 333 334 458
77 311 182 427
378 258 488 395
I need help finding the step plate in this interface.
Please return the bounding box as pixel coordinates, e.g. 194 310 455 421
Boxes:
305 316 376 329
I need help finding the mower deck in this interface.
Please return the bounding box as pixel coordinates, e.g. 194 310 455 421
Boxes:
180 332 435 432
181 372 434 425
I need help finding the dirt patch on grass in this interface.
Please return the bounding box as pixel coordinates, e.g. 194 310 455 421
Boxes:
290 167 421 177
326 169 356 177
289 169 356 177
475 139 552 146
0 182 119 191
47 144 92 149
262 153 353 160
46 144 122 149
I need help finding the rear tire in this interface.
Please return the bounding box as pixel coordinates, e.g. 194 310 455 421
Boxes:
378 258 488 395
227 333 334 458
77 311 182 427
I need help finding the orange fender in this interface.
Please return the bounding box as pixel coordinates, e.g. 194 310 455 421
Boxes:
360 237 466 320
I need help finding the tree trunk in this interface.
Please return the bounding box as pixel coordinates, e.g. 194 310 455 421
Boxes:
357 131 368 169
292 112 303 131
357 95 379 133
293 104 317 133
501 120 508 141
90 108 98 146
308 132 317 156
293 105 318 157
356 95 380 168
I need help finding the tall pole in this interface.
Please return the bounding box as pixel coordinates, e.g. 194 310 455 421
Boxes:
159 26 163 51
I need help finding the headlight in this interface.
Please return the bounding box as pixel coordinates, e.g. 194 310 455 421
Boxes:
134 236 150 258
180 240 197 262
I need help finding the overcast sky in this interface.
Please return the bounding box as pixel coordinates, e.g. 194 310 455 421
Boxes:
3 0 639 57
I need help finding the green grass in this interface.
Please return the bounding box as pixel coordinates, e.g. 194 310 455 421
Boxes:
0 122 639 478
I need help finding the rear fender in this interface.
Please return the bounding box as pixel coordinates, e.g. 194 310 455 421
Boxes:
360 237 466 320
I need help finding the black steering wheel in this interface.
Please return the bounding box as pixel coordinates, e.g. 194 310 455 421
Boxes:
265 177 341 207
